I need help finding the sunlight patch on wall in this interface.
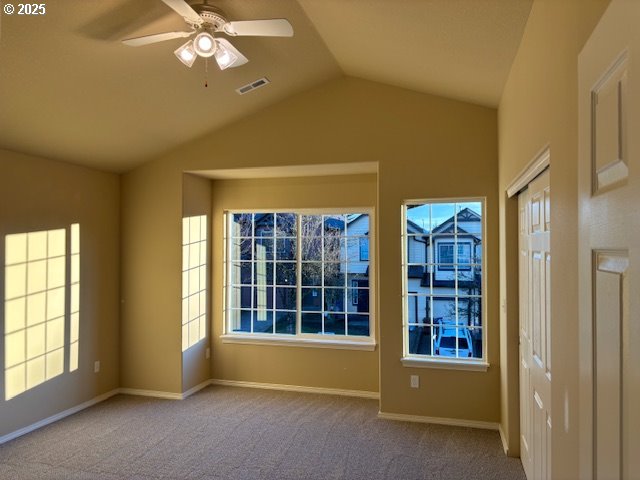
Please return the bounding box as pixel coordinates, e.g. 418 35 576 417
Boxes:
182 215 207 352
69 224 80 372
5 229 66 400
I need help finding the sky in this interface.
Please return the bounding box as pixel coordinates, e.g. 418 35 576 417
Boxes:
406 202 481 232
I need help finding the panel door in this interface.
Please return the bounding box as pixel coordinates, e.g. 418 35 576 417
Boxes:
519 187 532 479
578 1 640 478
519 169 551 480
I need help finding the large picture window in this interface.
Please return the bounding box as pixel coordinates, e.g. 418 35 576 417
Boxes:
225 211 373 345
402 200 484 363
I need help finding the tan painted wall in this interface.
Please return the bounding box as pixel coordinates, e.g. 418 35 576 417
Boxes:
0 148 120 437
182 174 212 392
121 76 500 422
210 174 378 392
497 0 610 471
120 159 182 393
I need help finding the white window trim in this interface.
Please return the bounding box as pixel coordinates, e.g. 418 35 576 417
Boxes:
401 356 489 372
223 207 376 348
220 333 376 351
401 197 487 369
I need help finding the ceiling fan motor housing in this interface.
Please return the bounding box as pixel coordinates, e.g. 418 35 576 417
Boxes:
190 4 228 31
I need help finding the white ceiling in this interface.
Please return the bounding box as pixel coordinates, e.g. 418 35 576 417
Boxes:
0 0 532 172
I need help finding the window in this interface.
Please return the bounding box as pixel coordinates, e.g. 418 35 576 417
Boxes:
402 200 484 365
182 215 208 351
225 211 373 346
437 242 471 270
351 280 359 305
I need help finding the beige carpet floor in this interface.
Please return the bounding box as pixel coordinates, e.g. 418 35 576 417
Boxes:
0 386 526 479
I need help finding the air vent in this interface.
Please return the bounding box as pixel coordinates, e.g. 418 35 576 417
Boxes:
236 77 270 95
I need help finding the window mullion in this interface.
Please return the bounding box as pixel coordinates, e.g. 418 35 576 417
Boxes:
250 215 254 334
296 214 302 337
321 223 325 335
429 204 434 355
454 204 459 358
228 215 234 335
272 222 276 334
343 234 347 336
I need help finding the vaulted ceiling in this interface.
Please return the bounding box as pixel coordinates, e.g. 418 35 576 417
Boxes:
0 0 532 172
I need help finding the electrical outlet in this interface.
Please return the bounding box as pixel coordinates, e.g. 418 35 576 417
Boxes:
94 361 100 373
205 348 210 359
410 375 419 388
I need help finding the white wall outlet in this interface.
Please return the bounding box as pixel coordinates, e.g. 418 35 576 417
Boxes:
94 361 100 373
410 375 419 388
205 347 210 359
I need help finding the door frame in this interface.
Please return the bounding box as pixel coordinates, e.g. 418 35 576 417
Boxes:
505 146 551 472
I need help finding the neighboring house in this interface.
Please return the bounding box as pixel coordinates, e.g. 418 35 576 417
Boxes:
340 214 370 314
301 213 370 315
407 208 482 355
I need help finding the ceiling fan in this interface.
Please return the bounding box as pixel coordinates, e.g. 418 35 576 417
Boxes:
122 0 294 70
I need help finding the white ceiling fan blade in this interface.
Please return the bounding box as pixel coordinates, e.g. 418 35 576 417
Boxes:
223 19 293 37
160 0 203 25
214 38 248 70
122 30 194 46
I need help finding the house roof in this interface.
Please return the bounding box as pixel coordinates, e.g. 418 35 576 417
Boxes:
0 0 532 172
407 219 428 235
406 207 481 238
431 208 481 237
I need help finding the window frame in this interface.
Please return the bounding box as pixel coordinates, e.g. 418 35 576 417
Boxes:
400 198 488 371
222 208 376 351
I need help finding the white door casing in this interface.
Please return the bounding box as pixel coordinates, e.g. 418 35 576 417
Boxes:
579 1 640 479
519 187 532 479
519 168 551 480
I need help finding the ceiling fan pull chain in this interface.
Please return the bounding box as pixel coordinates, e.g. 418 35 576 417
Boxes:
204 57 208 88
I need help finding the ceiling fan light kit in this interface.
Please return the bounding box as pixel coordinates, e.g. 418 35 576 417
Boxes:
122 0 294 74
174 41 197 67
193 32 216 57
214 43 237 70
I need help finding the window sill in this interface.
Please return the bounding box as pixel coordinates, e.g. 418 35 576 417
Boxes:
401 356 489 372
221 334 377 351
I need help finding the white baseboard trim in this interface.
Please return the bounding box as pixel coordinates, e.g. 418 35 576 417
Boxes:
0 389 120 445
119 379 214 401
377 411 499 431
182 379 213 399
498 424 509 455
118 388 183 400
211 379 379 399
